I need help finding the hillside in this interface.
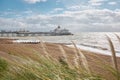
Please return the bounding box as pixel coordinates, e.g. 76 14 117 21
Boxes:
0 39 120 80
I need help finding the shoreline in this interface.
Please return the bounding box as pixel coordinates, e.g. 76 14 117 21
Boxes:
0 39 120 80
0 38 120 57
66 44 120 57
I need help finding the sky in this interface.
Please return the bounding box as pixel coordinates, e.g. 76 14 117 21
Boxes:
0 0 120 32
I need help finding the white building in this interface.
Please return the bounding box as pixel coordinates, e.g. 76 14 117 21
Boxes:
53 26 70 34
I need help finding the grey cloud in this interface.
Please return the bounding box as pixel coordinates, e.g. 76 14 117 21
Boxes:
0 9 120 32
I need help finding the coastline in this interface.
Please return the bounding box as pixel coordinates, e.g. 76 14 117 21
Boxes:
0 38 120 80
67 44 120 57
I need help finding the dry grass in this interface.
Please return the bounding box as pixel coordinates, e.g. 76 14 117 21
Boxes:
106 35 120 80
0 36 120 80
72 41 91 74
106 35 118 70
115 34 120 43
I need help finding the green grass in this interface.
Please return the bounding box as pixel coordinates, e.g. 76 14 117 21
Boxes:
0 58 8 72
0 53 105 80
0 58 9 80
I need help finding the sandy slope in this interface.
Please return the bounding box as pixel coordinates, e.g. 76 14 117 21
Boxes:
0 39 120 80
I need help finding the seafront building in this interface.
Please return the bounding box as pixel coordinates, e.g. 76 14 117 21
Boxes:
0 26 73 37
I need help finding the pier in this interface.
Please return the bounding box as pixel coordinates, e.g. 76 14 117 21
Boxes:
0 32 52 37
0 26 73 37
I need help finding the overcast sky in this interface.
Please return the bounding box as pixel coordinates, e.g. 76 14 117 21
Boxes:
0 0 120 32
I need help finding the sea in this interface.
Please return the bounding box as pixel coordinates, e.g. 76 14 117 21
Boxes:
12 32 120 57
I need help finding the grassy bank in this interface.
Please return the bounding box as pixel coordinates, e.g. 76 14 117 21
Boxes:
0 36 120 80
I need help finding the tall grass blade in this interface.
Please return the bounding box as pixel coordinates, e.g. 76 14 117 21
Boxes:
71 41 91 74
115 34 120 43
73 48 80 69
37 37 51 59
58 45 72 68
58 45 68 63
106 35 119 80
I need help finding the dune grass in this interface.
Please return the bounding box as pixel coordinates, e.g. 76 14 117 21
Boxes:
0 52 104 80
0 57 8 78
106 35 120 80
0 54 103 80
0 35 120 80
